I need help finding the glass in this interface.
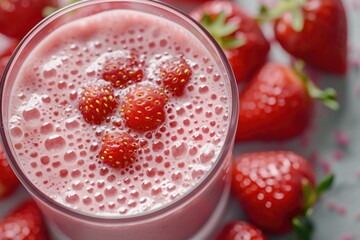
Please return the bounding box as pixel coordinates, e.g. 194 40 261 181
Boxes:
0 1 238 239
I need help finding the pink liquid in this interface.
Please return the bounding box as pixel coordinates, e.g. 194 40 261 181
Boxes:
5 6 235 240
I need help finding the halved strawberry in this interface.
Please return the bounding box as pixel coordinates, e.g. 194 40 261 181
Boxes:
160 56 192 96
102 51 144 89
0 146 20 200
0 200 49 239
98 132 138 168
78 83 118 125
121 86 168 132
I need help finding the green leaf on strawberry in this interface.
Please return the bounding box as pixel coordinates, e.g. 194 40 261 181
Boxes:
294 61 339 110
257 0 307 32
200 11 245 50
316 174 335 195
292 174 334 240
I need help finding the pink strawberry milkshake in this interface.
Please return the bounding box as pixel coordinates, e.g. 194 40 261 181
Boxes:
0 1 238 239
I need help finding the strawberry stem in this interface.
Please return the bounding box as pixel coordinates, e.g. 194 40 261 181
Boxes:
200 11 246 50
292 216 313 240
256 0 306 31
293 173 335 240
294 61 339 111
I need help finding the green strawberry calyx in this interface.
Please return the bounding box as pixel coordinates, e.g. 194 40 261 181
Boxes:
294 61 339 111
43 0 80 16
256 0 306 32
292 174 335 240
200 11 246 50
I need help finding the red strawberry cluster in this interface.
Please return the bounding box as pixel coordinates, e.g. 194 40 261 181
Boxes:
77 52 192 169
190 0 345 238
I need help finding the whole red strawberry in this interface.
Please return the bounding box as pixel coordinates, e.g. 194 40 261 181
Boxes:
0 146 20 200
232 151 334 237
216 221 268 240
99 132 139 168
236 62 338 141
0 200 50 239
78 82 118 125
258 0 347 75
0 0 58 40
102 51 144 89
190 0 270 83
121 86 168 132
160 56 192 96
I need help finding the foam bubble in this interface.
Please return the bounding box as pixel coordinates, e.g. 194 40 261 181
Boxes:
151 186 162 196
43 68 57 79
65 118 80 130
72 181 84 190
40 122 54 135
44 135 66 151
171 142 187 160
23 107 41 123
64 151 77 162
199 144 215 164
65 191 80 204
10 126 23 138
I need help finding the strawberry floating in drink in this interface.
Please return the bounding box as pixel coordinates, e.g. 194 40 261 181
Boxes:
236 62 338 141
78 82 118 125
160 56 192 96
102 50 144 89
0 200 50 239
232 151 334 238
216 221 268 240
190 0 270 83
121 86 168 132
257 0 348 75
99 132 139 168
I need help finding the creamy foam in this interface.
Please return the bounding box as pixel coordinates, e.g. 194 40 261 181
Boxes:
8 10 231 216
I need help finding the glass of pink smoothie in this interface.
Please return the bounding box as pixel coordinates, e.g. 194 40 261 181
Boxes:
0 1 238 239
